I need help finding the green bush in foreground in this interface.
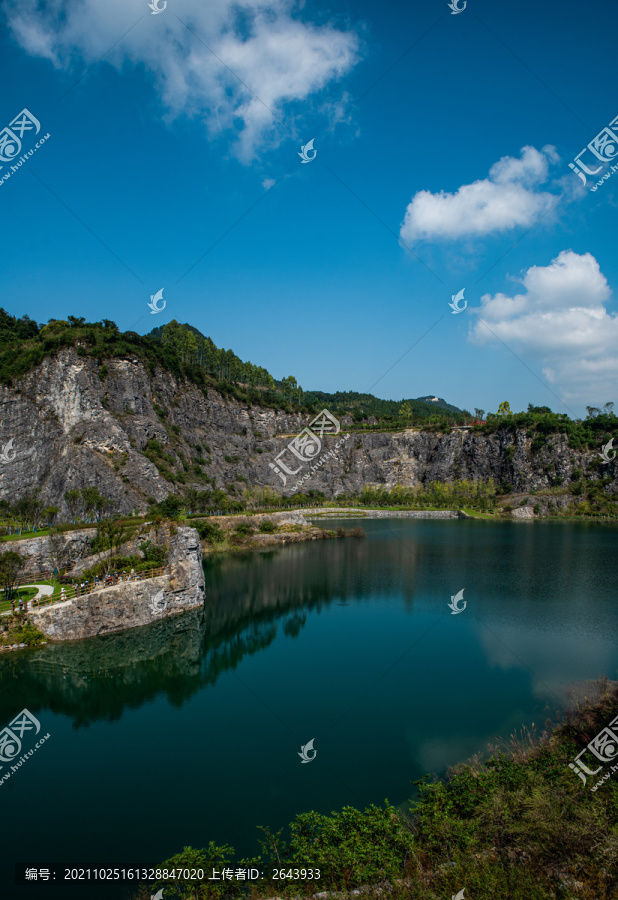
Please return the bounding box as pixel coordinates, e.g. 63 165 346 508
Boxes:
131 680 618 899
274 803 414 887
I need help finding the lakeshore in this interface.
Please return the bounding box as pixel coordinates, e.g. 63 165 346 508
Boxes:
2 516 617 899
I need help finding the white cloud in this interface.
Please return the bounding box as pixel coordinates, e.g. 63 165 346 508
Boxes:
400 145 560 245
469 250 618 405
4 0 360 162
262 178 276 190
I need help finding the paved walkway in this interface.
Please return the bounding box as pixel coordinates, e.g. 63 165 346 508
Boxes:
1 584 53 617
25 584 54 601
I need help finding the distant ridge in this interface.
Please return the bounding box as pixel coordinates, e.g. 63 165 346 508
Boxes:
302 390 467 422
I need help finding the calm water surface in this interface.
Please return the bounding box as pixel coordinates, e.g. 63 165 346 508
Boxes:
1 518 617 897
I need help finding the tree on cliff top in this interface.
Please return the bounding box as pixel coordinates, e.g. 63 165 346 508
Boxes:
0 551 25 611
95 519 129 575
46 528 65 577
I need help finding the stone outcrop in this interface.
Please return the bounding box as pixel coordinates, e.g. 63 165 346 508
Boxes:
0 348 614 515
28 526 204 641
297 507 460 518
2 528 95 576
511 505 536 519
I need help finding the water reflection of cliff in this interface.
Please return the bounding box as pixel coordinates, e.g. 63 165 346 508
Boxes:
0 535 419 726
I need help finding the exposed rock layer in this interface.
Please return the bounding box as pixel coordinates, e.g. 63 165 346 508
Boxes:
0 349 614 514
28 526 204 641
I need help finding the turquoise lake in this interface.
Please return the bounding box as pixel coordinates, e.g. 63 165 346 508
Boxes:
1 517 617 897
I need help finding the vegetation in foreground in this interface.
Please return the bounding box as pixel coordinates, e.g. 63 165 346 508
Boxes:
129 680 618 900
193 516 366 552
0 613 46 649
3 474 618 551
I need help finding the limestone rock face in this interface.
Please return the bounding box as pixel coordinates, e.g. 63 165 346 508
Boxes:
3 529 95 576
0 348 614 513
28 526 205 641
511 506 536 519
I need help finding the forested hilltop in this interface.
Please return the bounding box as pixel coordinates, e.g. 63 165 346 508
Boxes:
0 309 302 411
0 307 616 524
303 390 467 424
0 310 468 426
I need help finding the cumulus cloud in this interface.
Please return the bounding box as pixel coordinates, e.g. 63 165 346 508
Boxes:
3 0 360 162
469 250 618 405
400 145 560 245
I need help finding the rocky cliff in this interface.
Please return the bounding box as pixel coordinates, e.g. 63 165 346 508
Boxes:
0 348 613 514
27 526 205 641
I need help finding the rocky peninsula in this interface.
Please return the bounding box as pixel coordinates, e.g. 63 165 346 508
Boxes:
26 525 204 642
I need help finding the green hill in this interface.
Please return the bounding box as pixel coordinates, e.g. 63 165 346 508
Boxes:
0 308 468 423
303 390 469 424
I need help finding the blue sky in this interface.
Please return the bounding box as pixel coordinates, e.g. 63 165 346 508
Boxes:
1 0 617 417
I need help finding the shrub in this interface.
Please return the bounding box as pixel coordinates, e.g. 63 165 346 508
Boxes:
259 803 415 890
195 521 224 543
259 520 276 533
145 439 163 453
0 615 46 648
234 522 253 536
153 494 183 518
139 541 168 565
